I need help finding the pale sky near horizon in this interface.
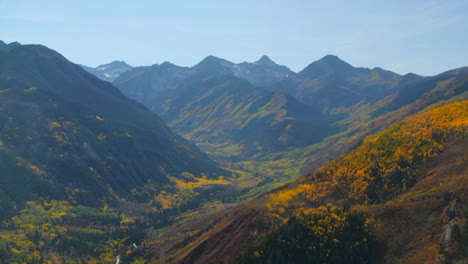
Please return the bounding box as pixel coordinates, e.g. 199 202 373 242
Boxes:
1 0 467 75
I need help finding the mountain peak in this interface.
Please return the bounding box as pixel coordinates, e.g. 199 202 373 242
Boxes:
316 54 350 66
0 41 21 50
160 61 175 67
110 60 130 66
195 56 235 76
256 55 276 66
97 60 131 69
300 54 354 77
197 55 233 66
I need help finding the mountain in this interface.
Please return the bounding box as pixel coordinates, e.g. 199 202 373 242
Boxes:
2 41 466 263
114 54 417 119
80 60 133 82
264 55 412 114
151 101 467 264
115 56 335 160
296 66 468 175
128 65 467 263
233 55 295 87
113 55 294 100
0 43 227 212
112 55 462 182
0 41 21 51
153 75 336 159
114 62 193 107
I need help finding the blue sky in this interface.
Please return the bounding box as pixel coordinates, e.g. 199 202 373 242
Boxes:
1 0 467 75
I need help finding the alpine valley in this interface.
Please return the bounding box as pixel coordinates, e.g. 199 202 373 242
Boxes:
0 40 466 263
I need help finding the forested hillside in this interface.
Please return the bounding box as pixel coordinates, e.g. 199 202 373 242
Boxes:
153 101 467 264
0 43 237 263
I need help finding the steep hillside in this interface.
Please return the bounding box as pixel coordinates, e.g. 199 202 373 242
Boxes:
151 101 467 264
0 43 227 211
299 66 468 175
115 57 336 160
154 75 336 159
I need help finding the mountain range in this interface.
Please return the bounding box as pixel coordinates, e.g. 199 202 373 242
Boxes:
108 55 415 161
1 40 467 263
112 54 416 113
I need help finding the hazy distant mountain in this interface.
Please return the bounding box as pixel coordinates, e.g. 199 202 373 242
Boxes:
115 55 416 115
115 56 338 159
0 40 21 50
153 75 336 159
262 55 413 114
233 55 296 87
114 62 193 107
80 60 133 82
114 55 413 159
114 55 294 101
0 42 226 210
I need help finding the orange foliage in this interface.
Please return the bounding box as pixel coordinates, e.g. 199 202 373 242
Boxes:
267 101 468 213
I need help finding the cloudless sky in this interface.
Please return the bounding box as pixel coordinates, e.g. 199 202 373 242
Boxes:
1 0 467 75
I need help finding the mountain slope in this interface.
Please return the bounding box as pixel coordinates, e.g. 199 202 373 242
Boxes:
153 75 336 159
80 60 133 82
267 55 409 113
114 62 193 108
115 54 414 116
299 66 468 174
113 55 294 102
153 101 467 264
113 56 465 195
114 56 336 160
0 43 227 211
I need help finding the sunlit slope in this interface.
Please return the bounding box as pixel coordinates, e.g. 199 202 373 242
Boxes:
154 101 467 264
155 75 336 159
300 66 468 175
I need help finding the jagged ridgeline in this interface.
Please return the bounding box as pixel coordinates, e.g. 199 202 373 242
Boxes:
0 43 228 211
113 56 338 160
154 101 467 264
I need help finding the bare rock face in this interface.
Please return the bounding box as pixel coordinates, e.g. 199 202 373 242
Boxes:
438 194 465 264
441 218 458 248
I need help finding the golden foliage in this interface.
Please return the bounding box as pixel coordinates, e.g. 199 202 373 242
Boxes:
267 101 468 214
